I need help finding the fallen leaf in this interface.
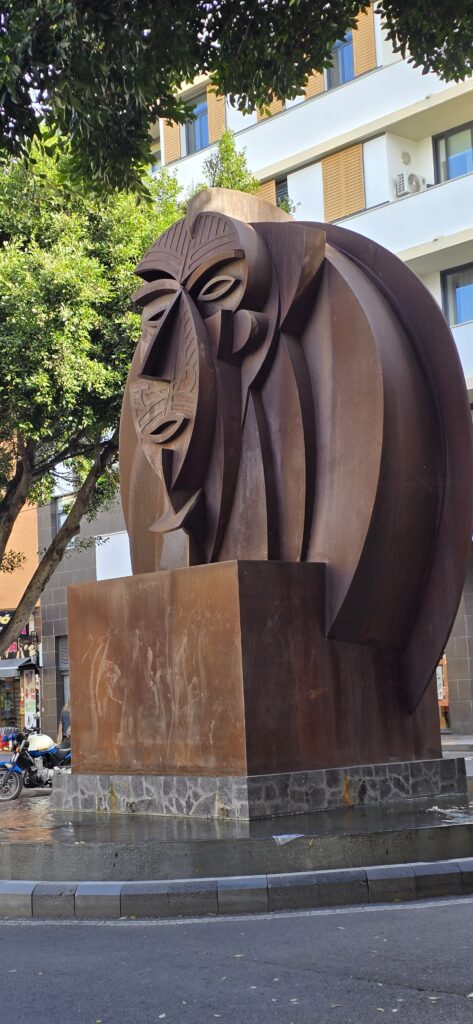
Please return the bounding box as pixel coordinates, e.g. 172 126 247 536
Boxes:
234 954 244 959
467 993 473 999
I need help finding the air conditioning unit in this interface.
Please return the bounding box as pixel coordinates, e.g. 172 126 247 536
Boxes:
395 172 428 198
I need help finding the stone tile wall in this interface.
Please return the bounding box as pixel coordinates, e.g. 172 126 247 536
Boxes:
52 757 467 820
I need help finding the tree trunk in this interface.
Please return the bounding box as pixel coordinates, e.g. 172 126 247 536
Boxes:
0 433 118 655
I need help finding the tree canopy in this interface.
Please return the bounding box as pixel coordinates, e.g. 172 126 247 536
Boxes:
0 140 184 650
0 129 259 652
1 2 472 190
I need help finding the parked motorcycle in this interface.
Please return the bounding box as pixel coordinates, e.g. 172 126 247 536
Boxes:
0 716 71 801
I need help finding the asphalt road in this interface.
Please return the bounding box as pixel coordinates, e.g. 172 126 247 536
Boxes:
1 898 473 1023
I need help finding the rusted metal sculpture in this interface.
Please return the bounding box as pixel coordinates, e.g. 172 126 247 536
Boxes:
120 188 473 716
64 187 473 788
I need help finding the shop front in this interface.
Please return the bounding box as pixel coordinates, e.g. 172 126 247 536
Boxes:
0 659 38 748
0 609 40 746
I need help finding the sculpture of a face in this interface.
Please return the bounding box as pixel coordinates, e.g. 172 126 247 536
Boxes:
120 187 473 716
125 205 317 559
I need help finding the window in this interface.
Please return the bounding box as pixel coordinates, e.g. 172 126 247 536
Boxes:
276 178 289 206
55 496 77 549
327 33 354 90
435 123 473 183
150 121 161 174
185 92 209 155
442 264 473 326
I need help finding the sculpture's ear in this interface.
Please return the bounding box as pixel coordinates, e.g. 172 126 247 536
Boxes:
256 222 326 334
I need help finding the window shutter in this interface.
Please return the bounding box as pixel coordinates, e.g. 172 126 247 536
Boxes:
257 98 284 121
353 6 377 76
256 180 277 204
322 144 365 221
57 636 69 673
207 87 226 143
162 121 181 164
304 72 324 99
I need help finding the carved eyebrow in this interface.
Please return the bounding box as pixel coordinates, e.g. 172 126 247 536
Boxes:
132 279 180 308
185 250 245 293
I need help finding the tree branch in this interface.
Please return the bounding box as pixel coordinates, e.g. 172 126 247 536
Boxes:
0 431 119 656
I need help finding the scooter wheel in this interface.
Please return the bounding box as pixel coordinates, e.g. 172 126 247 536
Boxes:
0 769 23 801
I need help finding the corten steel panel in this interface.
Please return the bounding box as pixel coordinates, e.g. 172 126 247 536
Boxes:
68 563 247 775
69 562 440 776
311 221 473 711
237 563 441 774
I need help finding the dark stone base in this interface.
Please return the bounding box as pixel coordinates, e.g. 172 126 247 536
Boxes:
51 757 467 820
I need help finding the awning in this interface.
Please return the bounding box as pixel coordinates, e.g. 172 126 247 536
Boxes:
0 658 35 680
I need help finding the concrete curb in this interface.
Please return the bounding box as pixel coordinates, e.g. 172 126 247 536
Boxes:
1 858 473 919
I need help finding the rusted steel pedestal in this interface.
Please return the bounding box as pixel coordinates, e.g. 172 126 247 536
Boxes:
69 561 440 789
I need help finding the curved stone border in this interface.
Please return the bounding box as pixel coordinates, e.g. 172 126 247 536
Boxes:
1 858 472 919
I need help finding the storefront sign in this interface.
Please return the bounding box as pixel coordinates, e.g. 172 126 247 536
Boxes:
22 668 37 728
0 611 37 661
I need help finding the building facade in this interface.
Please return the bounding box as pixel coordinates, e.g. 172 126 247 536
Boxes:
38 498 131 740
0 505 40 742
156 5 473 731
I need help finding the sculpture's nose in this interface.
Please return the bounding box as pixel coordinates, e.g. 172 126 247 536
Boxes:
139 290 182 382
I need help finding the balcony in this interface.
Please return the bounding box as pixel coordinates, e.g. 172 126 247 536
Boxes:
339 173 473 264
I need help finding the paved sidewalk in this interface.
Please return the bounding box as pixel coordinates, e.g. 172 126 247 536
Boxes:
442 733 473 751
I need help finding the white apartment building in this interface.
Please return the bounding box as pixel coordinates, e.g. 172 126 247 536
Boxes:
154 5 473 732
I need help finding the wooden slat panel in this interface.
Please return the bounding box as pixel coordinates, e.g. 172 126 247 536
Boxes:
256 179 277 204
207 87 226 143
162 121 180 164
353 5 377 76
257 98 284 121
322 144 365 222
304 72 324 99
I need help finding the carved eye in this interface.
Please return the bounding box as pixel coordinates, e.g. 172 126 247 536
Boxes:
197 276 239 302
147 306 168 323
142 295 172 324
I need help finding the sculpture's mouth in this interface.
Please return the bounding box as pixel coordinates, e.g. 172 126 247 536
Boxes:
143 414 188 445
